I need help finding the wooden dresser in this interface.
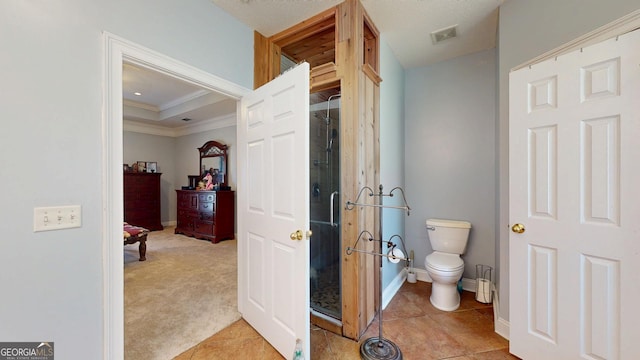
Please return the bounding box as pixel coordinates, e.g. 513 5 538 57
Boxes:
175 189 235 243
123 172 164 231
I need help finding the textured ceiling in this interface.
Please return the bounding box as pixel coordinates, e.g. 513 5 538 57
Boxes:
211 0 506 69
125 0 506 130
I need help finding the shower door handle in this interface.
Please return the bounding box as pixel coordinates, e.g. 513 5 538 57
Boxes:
330 191 339 227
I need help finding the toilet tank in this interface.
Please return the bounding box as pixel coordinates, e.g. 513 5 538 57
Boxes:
426 218 472 254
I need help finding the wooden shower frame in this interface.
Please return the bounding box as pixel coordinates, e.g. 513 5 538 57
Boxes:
254 0 381 341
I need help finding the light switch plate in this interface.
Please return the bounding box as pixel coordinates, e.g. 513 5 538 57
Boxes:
34 205 82 232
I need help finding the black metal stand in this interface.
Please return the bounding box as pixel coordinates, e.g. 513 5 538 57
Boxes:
345 185 410 360
360 337 402 360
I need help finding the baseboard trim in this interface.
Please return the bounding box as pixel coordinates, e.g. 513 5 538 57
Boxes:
491 284 510 340
461 277 476 292
382 268 479 307
404 268 478 291
495 316 510 340
382 268 407 309
412 267 432 283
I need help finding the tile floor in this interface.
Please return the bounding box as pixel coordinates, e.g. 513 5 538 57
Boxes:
174 281 520 360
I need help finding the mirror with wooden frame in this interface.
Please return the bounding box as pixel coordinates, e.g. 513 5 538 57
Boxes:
188 140 228 189
200 140 228 187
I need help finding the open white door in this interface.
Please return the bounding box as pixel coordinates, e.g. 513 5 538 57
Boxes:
237 63 311 358
509 30 640 359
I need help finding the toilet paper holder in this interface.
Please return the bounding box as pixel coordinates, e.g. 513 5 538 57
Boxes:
475 264 493 303
345 231 409 265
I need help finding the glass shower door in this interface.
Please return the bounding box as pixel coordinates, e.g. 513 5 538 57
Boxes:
309 91 341 320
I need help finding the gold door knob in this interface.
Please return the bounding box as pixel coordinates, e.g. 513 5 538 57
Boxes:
511 223 525 234
290 230 312 241
290 230 303 240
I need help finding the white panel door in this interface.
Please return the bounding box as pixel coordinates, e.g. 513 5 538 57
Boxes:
237 63 310 358
509 30 640 359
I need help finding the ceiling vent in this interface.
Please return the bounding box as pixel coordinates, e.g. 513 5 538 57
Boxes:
430 25 458 44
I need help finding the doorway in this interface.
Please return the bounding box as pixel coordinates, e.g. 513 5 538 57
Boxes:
103 32 249 358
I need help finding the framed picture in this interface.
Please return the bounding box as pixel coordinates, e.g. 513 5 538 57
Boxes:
137 161 147 173
147 162 157 173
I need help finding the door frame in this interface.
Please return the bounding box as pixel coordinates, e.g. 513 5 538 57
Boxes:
102 32 250 359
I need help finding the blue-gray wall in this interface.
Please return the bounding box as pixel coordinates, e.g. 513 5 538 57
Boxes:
123 132 176 224
404 49 497 281
0 1 252 358
379 37 407 290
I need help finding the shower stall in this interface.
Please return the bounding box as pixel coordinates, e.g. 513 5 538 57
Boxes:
309 90 341 320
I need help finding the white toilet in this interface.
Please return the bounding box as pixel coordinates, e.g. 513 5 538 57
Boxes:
425 218 471 311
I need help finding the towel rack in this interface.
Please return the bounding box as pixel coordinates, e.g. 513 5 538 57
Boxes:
345 184 410 360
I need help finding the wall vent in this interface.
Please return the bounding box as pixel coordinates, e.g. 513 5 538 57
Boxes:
430 25 458 44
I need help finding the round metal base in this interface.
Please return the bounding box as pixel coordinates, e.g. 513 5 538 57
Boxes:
360 337 402 360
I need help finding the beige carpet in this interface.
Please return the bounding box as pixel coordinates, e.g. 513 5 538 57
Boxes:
124 227 241 360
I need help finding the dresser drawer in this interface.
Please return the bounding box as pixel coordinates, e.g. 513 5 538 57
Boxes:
177 208 198 218
199 193 215 202
177 193 197 209
195 220 213 235
198 201 215 214
200 211 214 222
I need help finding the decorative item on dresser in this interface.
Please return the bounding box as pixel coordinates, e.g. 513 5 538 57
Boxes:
175 140 235 243
175 189 235 243
123 172 164 231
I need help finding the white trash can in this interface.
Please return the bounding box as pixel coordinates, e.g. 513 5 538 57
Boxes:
475 264 493 304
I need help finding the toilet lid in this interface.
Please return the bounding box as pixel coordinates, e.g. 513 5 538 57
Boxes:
426 252 464 272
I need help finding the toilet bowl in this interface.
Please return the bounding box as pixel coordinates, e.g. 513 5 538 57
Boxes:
426 252 465 311
425 218 471 311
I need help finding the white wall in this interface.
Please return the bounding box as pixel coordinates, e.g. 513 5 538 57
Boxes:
497 0 640 323
0 0 252 358
405 49 497 280
379 37 407 289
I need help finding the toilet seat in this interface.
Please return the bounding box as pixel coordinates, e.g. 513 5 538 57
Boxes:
426 252 464 272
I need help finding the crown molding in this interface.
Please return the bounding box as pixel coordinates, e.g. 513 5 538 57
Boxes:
123 99 159 112
123 119 175 137
123 113 237 138
159 89 210 112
